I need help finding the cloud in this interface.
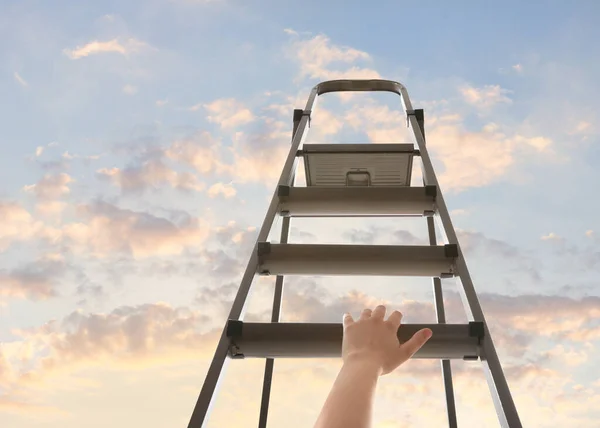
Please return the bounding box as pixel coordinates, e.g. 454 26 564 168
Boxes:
1 303 215 392
342 226 425 245
122 84 138 95
344 102 410 142
289 34 379 81
203 98 255 129
541 232 563 241
226 119 292 183
35 201 67 217
14 72 28 87
0 259 65 300
63 38 149 59
512 64 523 73
165 132 225 175
426 115 552 192
62 201 211 258
586 230 594 237
460 84 512 108
23 173 74 200
97 160 205 194
0 202 59 251
456 229 541 281
207 182 236 198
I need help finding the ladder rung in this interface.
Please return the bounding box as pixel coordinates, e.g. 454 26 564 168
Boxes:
226 321 483 359
278 185 437 216
257 243 457 277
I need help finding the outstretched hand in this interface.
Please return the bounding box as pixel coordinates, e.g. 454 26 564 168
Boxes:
342 305 433 376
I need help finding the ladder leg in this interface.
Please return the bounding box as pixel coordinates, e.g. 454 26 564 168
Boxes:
187 107 311 428
187 255 259 428
258 274 285 428
258 110 301 428
427 217 458 428
407 106 522 427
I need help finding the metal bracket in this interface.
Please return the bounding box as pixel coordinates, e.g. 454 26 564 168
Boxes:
468 321 485 343
423 210 435 217
444 244 459 258
226 319 244 337
406 108 425 137
302 109 312 127
257 242 272 256
277 185 290 197
425 185 438 198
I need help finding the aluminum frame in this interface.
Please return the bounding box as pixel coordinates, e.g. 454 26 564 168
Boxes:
186 79 523 428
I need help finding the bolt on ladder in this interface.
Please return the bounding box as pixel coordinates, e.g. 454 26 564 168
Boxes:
187 79 522 428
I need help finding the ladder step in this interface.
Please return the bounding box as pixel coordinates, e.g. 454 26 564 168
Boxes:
226 321 484 360
278 185 437 217
257 243 458 277
301 143 415 187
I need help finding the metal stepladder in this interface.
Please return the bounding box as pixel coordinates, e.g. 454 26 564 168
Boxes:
187 79 522 428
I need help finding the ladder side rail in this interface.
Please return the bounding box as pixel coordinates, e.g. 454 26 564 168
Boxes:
427 217 458 428
187 91 319 428
257 110 303 428
402 87 522 428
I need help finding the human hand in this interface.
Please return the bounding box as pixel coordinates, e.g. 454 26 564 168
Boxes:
342 305 433 376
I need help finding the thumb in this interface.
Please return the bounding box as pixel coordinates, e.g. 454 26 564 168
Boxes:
399 328 433 359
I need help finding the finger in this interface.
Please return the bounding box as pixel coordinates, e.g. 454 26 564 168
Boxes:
386 310 403 329
400 328 433 358
372 305 386 320
359 308 373 320
343 312 354 328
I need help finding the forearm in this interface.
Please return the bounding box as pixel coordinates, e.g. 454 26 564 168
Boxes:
313 358 381 428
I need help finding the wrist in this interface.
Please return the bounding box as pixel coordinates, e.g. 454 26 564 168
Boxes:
342 352 384 377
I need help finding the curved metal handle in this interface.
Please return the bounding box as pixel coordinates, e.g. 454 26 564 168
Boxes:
314 79 406 95
310 78 415 113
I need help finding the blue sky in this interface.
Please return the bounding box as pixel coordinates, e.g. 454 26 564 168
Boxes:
1 0 600 427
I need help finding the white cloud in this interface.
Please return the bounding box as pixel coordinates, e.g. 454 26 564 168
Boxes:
122 84 138 95
0 259 65 300
23 173 74 200
426 116 552 192
541 232 562 241
0 202 59 251
451 209 469 216
512 64 523 73
165 132 225 175
14 72 28 87
289 34 379 81
62 201 211 258
97 160 205 194
207 182 236 198
156 99 168 107
35 201 66 217
203 98 255 129
63 38 149 59
460 84 512 108
34 146 44 157
585 230 594 237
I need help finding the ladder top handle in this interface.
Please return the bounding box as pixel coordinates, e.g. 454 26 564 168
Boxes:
314 79 406 96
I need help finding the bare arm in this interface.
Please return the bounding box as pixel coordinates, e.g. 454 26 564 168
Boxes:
313 305 432 428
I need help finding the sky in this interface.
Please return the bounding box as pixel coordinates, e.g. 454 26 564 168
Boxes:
1 0 600 426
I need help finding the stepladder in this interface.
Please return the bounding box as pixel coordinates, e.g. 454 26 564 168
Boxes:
187 79 523 428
